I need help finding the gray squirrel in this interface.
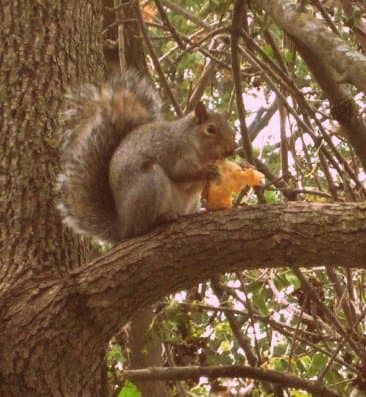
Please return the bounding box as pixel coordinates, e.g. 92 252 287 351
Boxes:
57 71 236 244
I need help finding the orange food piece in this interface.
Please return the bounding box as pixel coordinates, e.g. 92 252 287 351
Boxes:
204 160 264 210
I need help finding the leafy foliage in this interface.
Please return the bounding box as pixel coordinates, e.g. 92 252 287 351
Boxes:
118 381 142 397
105 0 366 396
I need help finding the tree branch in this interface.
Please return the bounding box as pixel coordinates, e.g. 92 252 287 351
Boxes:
123 365 343 397
292 36 366 171
71 203 366 338
253 0 366 93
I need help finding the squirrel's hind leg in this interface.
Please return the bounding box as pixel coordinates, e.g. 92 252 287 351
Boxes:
114 162 175 239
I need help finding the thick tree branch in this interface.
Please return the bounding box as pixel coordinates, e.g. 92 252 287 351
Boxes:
292 37 366 170
123 365 343 397
71 202 366 338
253 0 366 93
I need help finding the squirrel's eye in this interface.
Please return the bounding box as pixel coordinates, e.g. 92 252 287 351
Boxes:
206 124 216 134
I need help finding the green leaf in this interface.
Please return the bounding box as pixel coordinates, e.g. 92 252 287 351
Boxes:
269 357 287 371
285 272 301 289
290 390 309 397
264 190 277 203
107 343 124 367
118 381 142 397
306 353 327 377
299 355 312 372
273 273 288 290
252 285 269 315
262 45 274 59
218 339 232 353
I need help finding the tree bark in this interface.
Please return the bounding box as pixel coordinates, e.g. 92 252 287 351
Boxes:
72 202 366 333
1 202 366 395
0 0 104 395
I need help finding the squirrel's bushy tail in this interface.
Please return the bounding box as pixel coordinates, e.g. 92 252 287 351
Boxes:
57 71 162 244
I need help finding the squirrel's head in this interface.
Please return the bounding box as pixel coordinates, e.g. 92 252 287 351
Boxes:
193 102 236 161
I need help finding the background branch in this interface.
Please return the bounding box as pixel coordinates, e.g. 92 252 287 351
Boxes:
123 365 343 397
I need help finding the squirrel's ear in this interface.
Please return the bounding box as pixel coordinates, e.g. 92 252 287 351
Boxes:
194 101 208 123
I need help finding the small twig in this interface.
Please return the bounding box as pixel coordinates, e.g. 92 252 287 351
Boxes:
105 0 133 13
279 97 290 183
153 0 185 49
326 267 356 328
239 27 365 193
102 18 137 36
293 268 366 361
247 100 277 141
114 0 127 75
287 295 307 371
253 158 297 200
265 187 333 199
231 0 253 164
185 43 223 112
319 304 366 381
238 275 262 362
160 0 211 31
211 278 258 367
175 302 356 372
163 343 188 397
160 26 227 64
309 0 340 36
134 0 182 116
318 331 351 382
340 0 366 52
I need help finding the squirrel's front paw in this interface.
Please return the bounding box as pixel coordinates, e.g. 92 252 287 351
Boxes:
204 164 220 180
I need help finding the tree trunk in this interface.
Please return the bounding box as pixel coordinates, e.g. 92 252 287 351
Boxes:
0 0 105 395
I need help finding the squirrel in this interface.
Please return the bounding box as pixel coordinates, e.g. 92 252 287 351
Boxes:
57 70 236 244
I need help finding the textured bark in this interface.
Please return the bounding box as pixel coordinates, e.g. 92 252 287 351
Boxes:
0 0 105 395
72 202 366 333
0 1 104 277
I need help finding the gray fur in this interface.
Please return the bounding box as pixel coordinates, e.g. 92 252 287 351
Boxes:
57 71 236 244
57 71 161 244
